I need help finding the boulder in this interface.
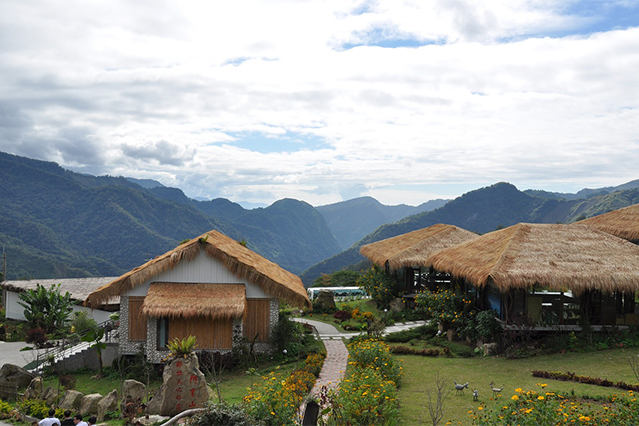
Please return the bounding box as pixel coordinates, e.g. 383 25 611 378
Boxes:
120 380 146 413
0 364 36 391
134 414 169 425
24 376 43 399
97 389 119 422
314 290 336 311
80 393 103 416
147 353 213 416
389 298 404 312
42 386 59 406
59 389 84 410
483 342 499 356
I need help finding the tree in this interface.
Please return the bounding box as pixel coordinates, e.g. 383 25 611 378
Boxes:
82 327 107 375
17 283 72 334
312 270 361 287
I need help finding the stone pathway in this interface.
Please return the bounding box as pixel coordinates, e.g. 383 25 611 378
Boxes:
293 317 426 395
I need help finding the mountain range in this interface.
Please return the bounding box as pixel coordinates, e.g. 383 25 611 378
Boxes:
1 151 638 285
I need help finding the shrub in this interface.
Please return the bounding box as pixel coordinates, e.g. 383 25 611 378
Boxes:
415 288 476 335
25 328 47 346
332 367 399 425
166 335 197 358
59 374 76 390
18 399 64 419
390 345 440 356
348 338 403 385
357 265 400 309
333 310 351 321
70 310 98 336
191 403 265 426
384 328 423 343
472 385 639 426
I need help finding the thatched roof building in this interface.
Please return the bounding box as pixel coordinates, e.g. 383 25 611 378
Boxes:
360 224 478 270
575 203 639 243
2 277 119 304
86 230 311 310
142 283 247 320
426 223 639 294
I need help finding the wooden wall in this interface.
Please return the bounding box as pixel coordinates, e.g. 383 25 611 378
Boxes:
243 299 271 342
169 316 233 349
128 296 147 341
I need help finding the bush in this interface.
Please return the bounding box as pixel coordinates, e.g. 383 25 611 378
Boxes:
390 345 440 356
357 265 400 310
70 310 98 336
191 403 265 426
59 374 76 390
18 399 64 419
472 386 639 426
25 328 47 346
348 338 403 385
333 310 351 321
332 367 399 425
167 335 197 358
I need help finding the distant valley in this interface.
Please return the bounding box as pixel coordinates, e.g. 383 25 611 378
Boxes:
1 151 638 286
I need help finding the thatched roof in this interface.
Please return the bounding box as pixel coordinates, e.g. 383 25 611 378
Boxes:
426 223 639 293
1 277 120 305
360 224 478 270
575 203 639 243
142 283 246 320
85 230 311 309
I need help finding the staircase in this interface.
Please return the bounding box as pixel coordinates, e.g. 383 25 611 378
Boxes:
30 319 118 374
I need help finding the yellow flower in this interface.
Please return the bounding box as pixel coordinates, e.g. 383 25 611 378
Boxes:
511 395 519 401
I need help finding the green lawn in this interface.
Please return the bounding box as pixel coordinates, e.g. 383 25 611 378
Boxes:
395 347 639 425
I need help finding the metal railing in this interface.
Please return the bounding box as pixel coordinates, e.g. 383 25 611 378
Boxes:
33 318 118 374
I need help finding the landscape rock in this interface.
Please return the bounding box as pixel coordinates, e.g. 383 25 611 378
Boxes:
120 379 146 413
0 364 36 391
483 342 499 356
80 393 103 416
389 298 404 312
134 414 169 425
42 386 59 406
59 389 84 410
314 290 336 311
24 376 43 399
98 389 119 421
146 353 213 416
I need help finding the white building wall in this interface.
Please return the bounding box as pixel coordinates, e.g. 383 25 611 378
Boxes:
5 290 111 324
124 247 268 299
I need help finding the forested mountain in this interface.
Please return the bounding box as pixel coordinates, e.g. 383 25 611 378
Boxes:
316 196 449 249
0 152 340 279
299 182 639 285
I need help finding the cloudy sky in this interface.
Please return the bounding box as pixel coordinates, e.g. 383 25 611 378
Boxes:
1 1 638 207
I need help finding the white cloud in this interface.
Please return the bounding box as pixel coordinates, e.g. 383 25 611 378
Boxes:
0 0 638 206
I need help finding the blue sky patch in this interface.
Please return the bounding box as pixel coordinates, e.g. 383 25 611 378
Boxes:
227 131 331 154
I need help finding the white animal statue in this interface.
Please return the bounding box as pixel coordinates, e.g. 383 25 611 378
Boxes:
454 380 469 395
489 381 504 398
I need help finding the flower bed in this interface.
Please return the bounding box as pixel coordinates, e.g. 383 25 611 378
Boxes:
471 384 639 425
243 352 325 426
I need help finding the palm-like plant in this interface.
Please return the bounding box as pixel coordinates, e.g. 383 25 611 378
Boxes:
17 283 73 334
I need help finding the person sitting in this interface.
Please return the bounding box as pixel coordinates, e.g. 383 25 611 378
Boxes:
38 408 61 426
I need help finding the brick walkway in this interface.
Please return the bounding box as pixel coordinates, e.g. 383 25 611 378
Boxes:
310 338 348 395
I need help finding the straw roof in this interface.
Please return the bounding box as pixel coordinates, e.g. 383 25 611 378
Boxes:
85 230 311 309
360 224 479 270
142 283 246 320
426 223 639 293
1 277 120 305
575 203 639 243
